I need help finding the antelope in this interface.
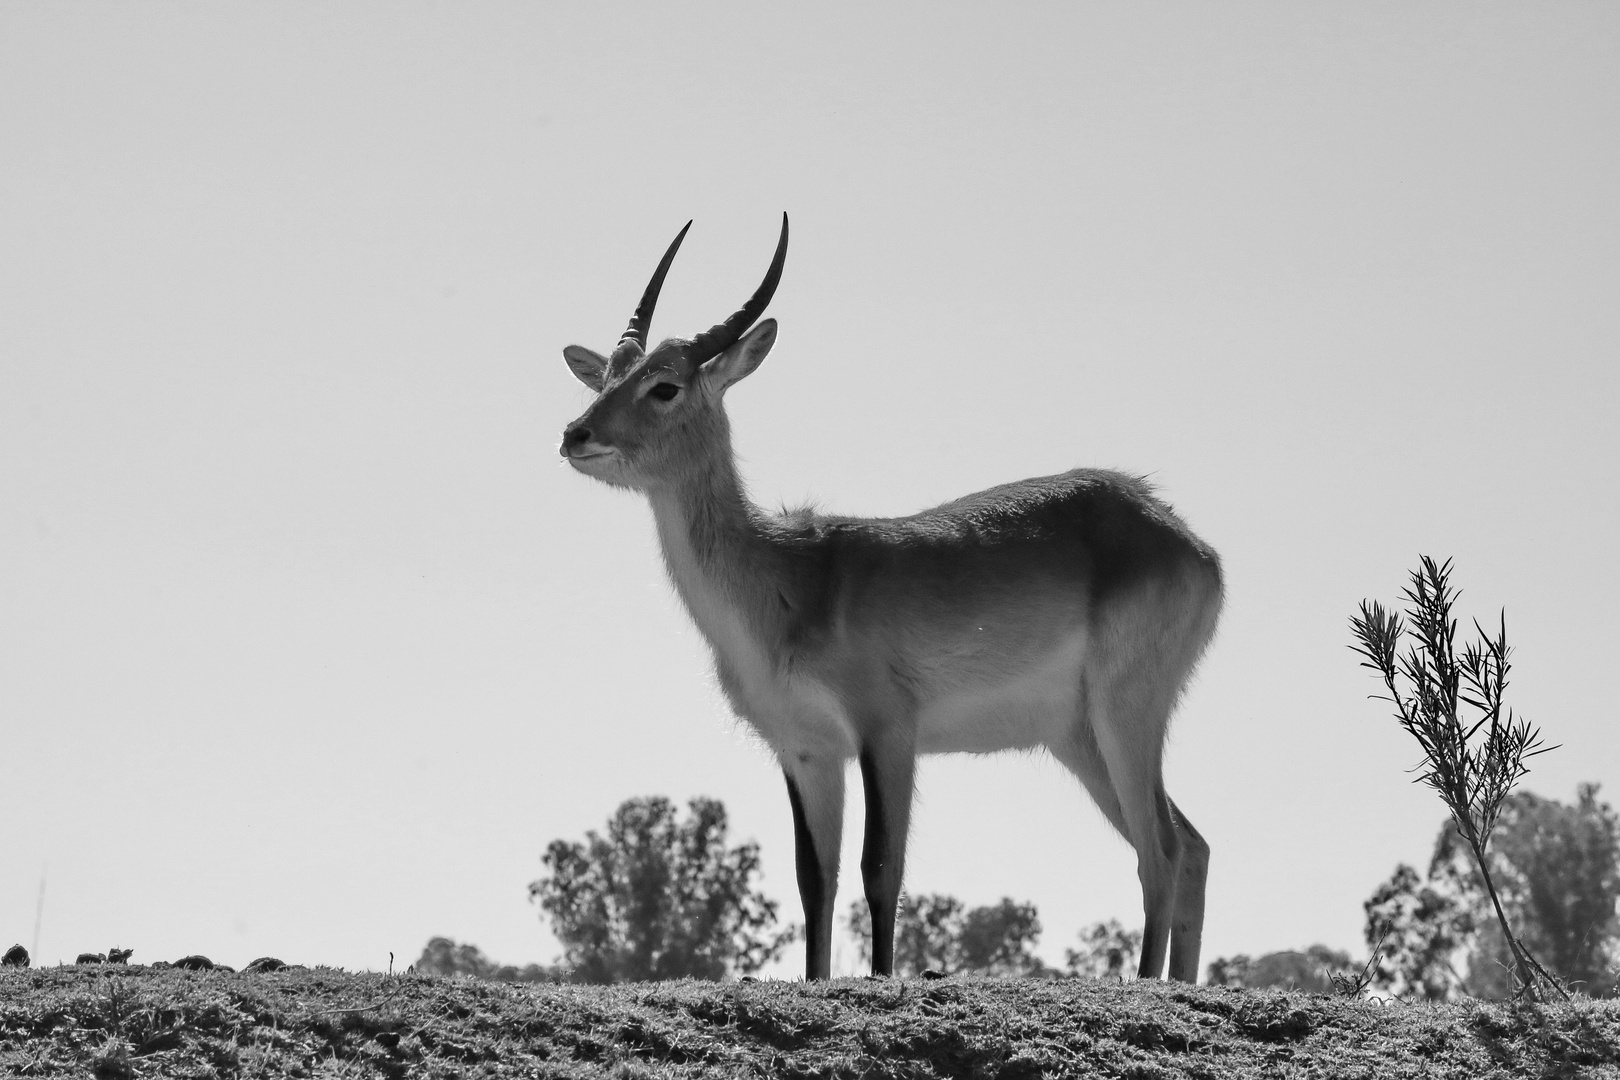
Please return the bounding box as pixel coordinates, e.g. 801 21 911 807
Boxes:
559 215 1223 982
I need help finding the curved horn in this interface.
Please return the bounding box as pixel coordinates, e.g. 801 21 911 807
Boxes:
620 220 692 349
689 212 788 362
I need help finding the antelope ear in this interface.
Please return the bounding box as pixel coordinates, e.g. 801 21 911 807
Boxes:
563 345 609 392
699 319 777 394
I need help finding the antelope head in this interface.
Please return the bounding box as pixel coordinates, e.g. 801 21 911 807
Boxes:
560 215 788 492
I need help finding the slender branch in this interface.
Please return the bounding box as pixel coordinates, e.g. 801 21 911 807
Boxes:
1350 557 1563 1001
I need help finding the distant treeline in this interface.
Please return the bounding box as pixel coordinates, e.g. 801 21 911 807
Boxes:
420 784 1618 998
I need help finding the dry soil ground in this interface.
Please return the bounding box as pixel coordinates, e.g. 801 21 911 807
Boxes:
3 964 1619 1078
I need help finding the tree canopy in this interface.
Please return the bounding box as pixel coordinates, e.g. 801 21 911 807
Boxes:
1066 919 1142 981
847 895 1048 977
414 938 559 983
529 796 795 983
1366 784 1620 999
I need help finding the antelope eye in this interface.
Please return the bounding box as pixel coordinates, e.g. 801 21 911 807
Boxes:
648 382 681 402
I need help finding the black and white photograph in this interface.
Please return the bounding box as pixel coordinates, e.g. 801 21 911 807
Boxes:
3 4 1618 1075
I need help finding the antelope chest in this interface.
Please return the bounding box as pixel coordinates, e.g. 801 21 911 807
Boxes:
663 556 856 762
656 505 859 763
696 599 858 762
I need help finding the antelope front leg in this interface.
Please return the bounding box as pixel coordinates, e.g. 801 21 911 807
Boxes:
783 757 845 980
858 733 917 977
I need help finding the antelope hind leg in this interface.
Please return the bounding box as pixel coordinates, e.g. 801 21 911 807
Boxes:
1166 798 1209 983
1089 691 1182 979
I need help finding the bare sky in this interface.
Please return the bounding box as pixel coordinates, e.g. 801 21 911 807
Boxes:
2 4 1617 976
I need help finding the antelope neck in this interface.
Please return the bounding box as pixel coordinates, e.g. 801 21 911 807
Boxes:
647 448 789 642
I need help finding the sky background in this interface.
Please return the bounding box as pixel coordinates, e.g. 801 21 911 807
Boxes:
2 4 1617 978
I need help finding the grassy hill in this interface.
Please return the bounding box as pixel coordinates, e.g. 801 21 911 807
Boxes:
3 964 1618 1078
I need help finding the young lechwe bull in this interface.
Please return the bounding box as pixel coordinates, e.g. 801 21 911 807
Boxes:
559 215 1223 981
